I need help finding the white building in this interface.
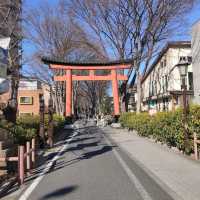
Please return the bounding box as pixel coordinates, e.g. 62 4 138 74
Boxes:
141 41 193 112
192 20 200 104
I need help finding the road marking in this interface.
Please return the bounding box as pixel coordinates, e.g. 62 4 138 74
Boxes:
103 134 153 200
19 130 78 200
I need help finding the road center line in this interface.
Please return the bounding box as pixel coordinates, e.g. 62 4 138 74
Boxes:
19 130 78 200
102 133 153 200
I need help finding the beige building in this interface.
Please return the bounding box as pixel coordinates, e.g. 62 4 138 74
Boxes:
141 41 193 112
0 77 50 116
18 77 50 116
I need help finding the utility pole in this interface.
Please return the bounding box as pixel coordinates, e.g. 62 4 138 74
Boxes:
47 89 54 148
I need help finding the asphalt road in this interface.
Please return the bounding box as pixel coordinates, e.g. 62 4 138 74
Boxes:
19 121 175 200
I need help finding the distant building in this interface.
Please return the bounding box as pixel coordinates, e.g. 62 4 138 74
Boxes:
141 41 193 113
18 77 50 116
192 20 200 104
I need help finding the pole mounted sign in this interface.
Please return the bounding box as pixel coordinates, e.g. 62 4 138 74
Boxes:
42 57 133 117
0 37 10 94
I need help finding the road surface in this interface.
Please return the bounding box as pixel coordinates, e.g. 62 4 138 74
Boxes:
18 121 175 200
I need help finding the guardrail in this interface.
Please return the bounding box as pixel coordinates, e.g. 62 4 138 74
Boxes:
193 133 200 160
0 138 36 185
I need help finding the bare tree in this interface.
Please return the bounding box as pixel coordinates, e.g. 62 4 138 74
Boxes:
0 0 22 122
75 80 108 118
24 0 108 116
124 0 195 113
68 0 196 113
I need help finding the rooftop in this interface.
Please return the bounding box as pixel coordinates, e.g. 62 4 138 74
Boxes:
141 41 191 83
42 57 134 67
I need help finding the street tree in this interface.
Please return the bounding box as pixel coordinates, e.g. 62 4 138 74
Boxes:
0 0 22 122
68 0 196 113
24 0 109 117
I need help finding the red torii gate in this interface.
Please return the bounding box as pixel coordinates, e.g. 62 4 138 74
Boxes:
42 58 132 117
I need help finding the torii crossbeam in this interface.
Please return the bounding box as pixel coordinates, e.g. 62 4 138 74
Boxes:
42 57 133 117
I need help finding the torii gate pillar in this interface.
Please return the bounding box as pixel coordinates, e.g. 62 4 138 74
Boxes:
66 69 72 117
111 69 120 116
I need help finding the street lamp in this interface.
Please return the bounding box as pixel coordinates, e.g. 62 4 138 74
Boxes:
176 56 191 153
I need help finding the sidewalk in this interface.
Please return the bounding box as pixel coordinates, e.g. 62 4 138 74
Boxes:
102 127 200 200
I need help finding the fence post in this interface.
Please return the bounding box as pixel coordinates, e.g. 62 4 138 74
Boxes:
31 138 36 167
26 141 31 172
18 145 24 185
194 132 198 160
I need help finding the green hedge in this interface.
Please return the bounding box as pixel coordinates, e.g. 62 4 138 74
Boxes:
120 105 200 154
0 114 66 145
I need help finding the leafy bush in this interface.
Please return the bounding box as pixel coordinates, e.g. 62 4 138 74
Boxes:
17 115 40 132
53 114 65 133
6 114 66 144
10 125 36 145
188 105 200 137
120 105 200 154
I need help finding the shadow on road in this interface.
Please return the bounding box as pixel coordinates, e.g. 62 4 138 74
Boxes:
69 136 96 144
82 145 113 159
22 126 116 189
39 185 78 200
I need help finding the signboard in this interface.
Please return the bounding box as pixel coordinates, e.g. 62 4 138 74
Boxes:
19 80 38 90
0 38 10 49
0 47 8 78
0 78 9 94
0 37 10 78
0 38 10 94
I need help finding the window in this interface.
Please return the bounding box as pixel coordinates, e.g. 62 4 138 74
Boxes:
19 112 33 116
20 97 33 105
160 61 164 68
154 81 157 95
160 58 167 68
188 72 193 90
163 58 167 67
179 56 192 63
165 75 168 92
163 98 169 111
152 81 154 95
162 77 165 93
179 56 185 61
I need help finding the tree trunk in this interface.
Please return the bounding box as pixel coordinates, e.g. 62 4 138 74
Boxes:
4 72 19 123
121 83 129 113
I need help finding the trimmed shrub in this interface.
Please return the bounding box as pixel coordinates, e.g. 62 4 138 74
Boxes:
119 105 200 154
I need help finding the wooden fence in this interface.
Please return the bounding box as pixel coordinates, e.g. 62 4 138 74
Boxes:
0 138 36 185
193 132 200 160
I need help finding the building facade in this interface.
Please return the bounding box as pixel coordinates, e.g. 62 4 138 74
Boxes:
141 41 193 113
18 77 50 116
192 21 200 104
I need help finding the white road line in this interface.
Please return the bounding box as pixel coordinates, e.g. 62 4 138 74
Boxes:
19 130 78 200
103 134 153 200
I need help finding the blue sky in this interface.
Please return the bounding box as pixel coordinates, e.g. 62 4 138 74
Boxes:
22 0 200 90
23 0 200 64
